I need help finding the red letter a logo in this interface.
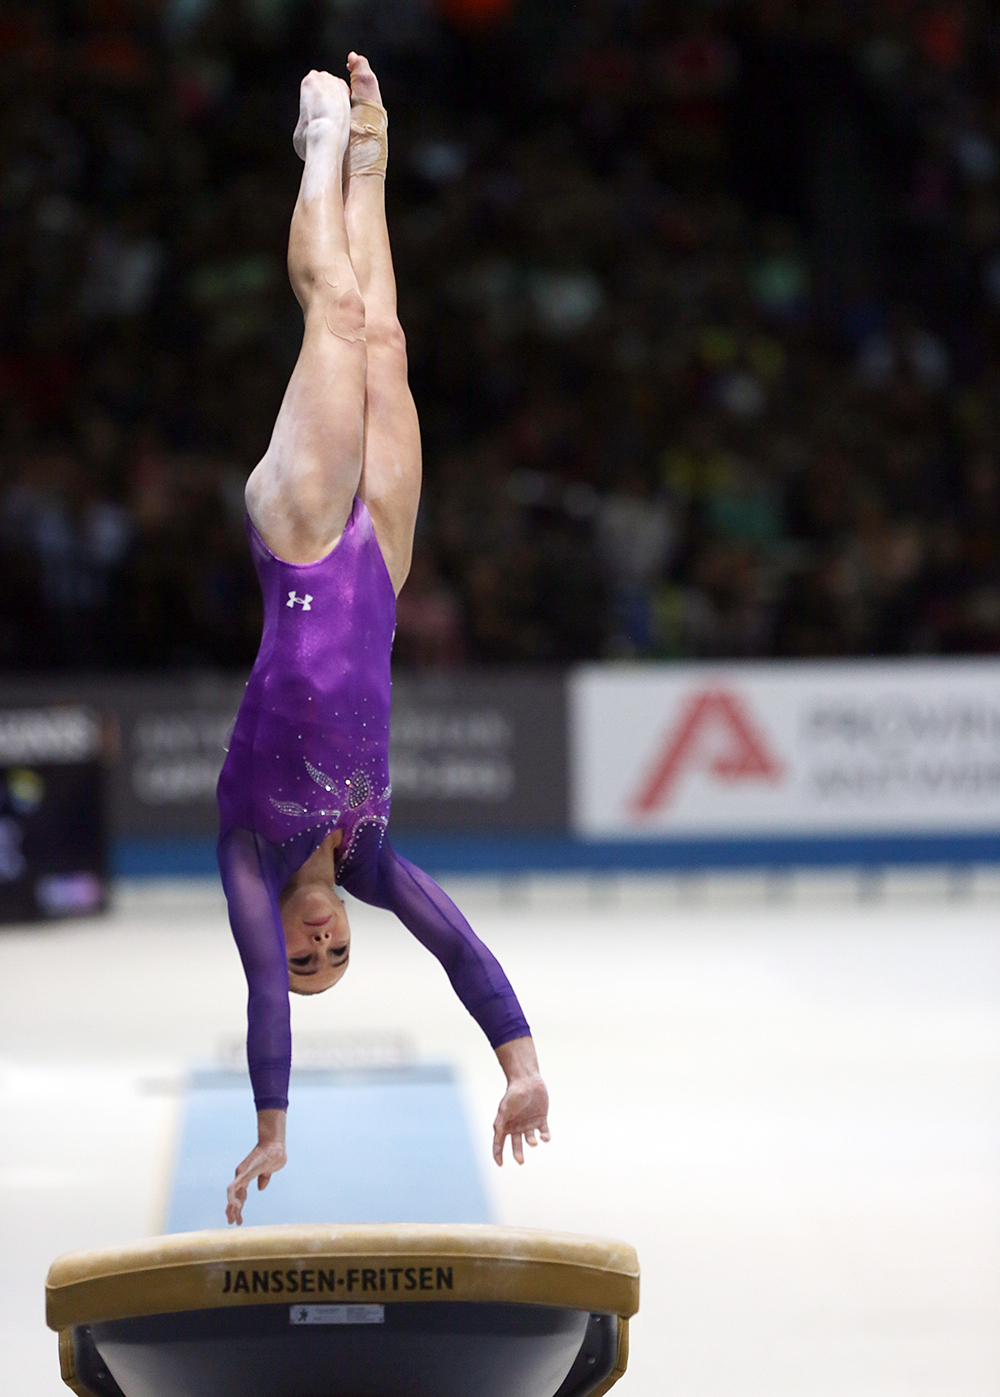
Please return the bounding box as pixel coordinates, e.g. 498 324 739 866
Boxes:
630 689 784 814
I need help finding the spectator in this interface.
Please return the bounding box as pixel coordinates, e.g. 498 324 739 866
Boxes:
0 0 997 670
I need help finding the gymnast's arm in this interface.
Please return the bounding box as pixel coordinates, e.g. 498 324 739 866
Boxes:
217 828 290 1224
343 840 551 1164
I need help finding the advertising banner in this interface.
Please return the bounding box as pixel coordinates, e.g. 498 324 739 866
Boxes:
0 676 246 840
0 706 107 921
112 678 245 837
0 670 568 841
388 672 566 832
570 660 1000 839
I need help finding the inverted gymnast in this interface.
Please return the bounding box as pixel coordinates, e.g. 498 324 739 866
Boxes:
216 57 550 1226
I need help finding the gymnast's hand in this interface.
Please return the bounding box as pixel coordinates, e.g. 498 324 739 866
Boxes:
226 1109 288 1225
492 1037 551 1166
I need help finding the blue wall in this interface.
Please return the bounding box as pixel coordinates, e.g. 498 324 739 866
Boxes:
115 830 1000 879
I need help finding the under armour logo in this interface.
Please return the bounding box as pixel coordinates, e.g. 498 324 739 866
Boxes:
286 591 312 610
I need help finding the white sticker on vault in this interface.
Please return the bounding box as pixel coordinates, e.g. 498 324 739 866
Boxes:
290 1304 385 1325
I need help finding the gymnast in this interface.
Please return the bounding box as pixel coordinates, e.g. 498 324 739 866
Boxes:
216 57 550 1226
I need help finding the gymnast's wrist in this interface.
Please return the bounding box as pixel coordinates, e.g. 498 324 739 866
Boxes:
495 1035 540 1084
256 1108 287 1147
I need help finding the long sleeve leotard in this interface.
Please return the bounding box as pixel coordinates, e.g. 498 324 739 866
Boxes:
216 500 529 1112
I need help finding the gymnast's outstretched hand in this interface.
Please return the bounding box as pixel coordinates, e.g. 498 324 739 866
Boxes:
492 1037 551 1166
226 1109 288 1226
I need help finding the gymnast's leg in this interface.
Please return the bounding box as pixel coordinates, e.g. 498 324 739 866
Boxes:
245 71 367 564
343 52 422 595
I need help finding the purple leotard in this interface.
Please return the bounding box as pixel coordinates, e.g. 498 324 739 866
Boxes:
217 498 529 1111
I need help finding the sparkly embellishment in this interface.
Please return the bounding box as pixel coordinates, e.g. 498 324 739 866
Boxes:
381 784 392 801
348 770 371 808
272 801 340 824
304 758 337 792
338 813 389 873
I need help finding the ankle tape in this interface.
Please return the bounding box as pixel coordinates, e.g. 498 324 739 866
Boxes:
346 98 388 180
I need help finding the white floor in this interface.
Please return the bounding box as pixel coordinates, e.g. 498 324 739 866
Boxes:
2 874 999 1396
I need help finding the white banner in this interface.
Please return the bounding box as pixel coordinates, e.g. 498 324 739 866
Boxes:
570 661 1000 838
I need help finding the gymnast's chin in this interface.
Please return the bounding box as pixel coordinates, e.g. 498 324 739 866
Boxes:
280 856 351 997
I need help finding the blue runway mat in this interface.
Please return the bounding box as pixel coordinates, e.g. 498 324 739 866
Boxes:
166 1064 492 1233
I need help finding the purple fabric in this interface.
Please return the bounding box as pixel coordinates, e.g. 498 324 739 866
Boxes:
217 499 529 1112
218 499 395 873
340 829 531 1050
217 826 291 1111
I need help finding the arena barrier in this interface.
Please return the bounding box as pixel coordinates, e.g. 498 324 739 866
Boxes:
6 659 1000 877
47 1224 639 1397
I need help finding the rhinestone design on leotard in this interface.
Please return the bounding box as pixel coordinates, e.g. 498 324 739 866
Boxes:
304 758 337 792
346 770 371 808
267 758 388 858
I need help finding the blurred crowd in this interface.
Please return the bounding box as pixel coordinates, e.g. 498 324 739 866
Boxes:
1 0 999 670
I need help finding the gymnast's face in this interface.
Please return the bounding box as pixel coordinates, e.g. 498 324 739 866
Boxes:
281 880 351 995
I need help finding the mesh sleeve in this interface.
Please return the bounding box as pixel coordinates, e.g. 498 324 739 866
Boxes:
342 839 531 1048
217 827 291 1112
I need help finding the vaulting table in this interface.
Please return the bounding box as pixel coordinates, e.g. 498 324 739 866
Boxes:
47 1223 640 1397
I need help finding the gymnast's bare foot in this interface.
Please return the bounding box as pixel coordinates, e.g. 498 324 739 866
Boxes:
346 51 382 108
293 69 351 163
